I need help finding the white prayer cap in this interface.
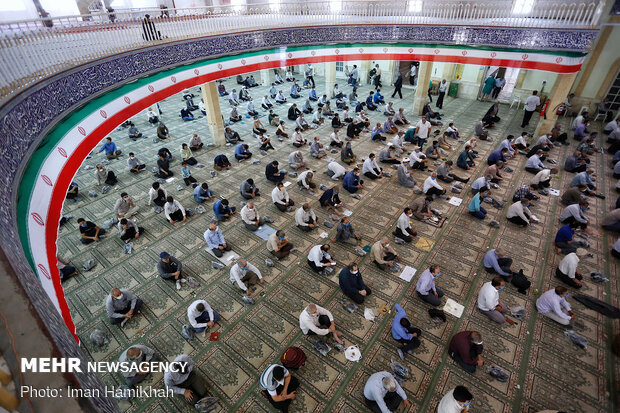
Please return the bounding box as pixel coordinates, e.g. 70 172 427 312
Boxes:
402 158 410 163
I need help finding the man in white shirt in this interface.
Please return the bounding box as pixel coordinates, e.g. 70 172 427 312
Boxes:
292 128 306 147
267 230 294 260
240 202 264 231
556 249 587 288
272 182 295 212
259 364 299 411
307 244 335 273
531 167 557 189
506 199 533 227
436 79 448 109
521 90 541 127
288 150 305 169
362 153 383 179
393 208 417 242
477 277 514 324
187 299 220 333
536 286 575 325
423 172 445 197
414 116 432 147
164 196 187 224
230 259 263 295
295 203 317 231
364 371 410 413
312 108 324 125
299 303 344 345
437 385 473 413
327 161 346 180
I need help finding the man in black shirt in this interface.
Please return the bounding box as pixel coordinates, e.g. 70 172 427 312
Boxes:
78 218 105 244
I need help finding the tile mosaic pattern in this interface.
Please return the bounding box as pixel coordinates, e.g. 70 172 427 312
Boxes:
55 72 617 412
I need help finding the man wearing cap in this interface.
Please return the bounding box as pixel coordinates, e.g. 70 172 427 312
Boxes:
157 252 186 290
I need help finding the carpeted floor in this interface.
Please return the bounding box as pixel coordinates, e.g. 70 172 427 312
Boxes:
57 70 618 413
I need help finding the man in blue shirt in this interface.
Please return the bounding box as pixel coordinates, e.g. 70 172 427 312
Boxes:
213 198 236 221
338 263 371 304
415 265 444 306
457 146 475 170
234 144 252 161
554 222 580 255
483 248 514 279
204 223 231 257
265 161 285 183
290 82 301 98
365 92 377 111
469 189 489 220
487 148 508 165
193 183 213 203
391 304 421 360
98 137 122 159
308 87 318 101
342 168 364 193
373 89 385 105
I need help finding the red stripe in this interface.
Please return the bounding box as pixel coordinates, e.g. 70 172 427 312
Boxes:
42 53 581 342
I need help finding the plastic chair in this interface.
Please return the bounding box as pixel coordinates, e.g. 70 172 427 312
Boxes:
577 105 589 116
593 112 605 122
510 96 521 109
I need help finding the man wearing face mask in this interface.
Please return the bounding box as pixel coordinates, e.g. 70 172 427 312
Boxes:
307 244 336 273
157 252 186 290
536 286 575 325
105 288 143 326
240 202 264 232
363 371 410 413
342 168 364 193
77 218 105 244
299 303 344 345
295 203 317 231
448 331 484 373
118 344 158 386
164 195 186 225
333 217 361 244
319 186 345 216
230 259 264 295
392 304 422 360
339 263 371 304
437 385 473 413
559 200 589 230
259 364 300 412
415 264 444 306
114 192 139 219
127 152 146 173
187 299 220 333
410 196 434 221
117 218 144 242
477 277 515 325
371 238 400 271
397 158 417 188
555 249 587 288
267 230 294 260
393 208 417 242
164 354 209 404
414 115 431 148
423 172 446 197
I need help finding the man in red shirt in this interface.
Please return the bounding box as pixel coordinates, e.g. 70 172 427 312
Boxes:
449 331 484 373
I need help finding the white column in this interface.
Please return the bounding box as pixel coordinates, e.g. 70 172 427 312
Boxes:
200 81 226 146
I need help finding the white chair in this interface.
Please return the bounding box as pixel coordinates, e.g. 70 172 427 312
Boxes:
510 96 521 109
593 112 605 122
577 105 589 116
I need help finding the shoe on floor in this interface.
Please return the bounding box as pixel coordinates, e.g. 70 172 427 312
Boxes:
176 280 181 290
397 348 404 361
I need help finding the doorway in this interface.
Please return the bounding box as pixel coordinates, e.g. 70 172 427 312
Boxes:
477 66 520 103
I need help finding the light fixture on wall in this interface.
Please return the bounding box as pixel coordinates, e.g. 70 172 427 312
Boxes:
512 0 535 15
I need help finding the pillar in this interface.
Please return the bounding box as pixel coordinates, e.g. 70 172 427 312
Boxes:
360 60 372 86
200 81 226 146
442 63 456 81
324 61 337 93
533 72 578 137
413 61 433 115
260 69 272 86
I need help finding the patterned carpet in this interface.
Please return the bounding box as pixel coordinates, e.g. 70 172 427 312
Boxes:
57 71 618 412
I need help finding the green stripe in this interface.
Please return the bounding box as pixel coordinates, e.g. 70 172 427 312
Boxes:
16 42 583 274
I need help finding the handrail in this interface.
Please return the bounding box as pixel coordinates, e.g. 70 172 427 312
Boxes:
0 0 604 103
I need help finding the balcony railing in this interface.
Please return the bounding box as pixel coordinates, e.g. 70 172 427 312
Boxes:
0 1 604 103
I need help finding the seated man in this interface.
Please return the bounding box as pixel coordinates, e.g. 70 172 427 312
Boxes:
394 108 408 125
302 99 313 114
346 119 363 140
326 161 346 181
371 238 399 271
156 153 173 179
295 203 317 231
409 147 428 170
267 230 294 260
437 386 473 413
342 168 364 193
471 175 490 195
319 186 344 215
224 127 242 144
437 160 469 183
570 169 600 197
271 182 295 212
234 143 252 161
296 113 310 131
423 172 445 197
555 249 587 288
483 248 515 280
307 244 335 273
339 263 371 304
275 90 287 104
333 217 361 244
189 133 203 150
310 137 326 159
213 154 232 170
371 123 386 142
157 252 185 290
268 109 280 126
290 82 301 98
564 150 588 173
266 161 286 184
559 200 589 230
296 170 316 192
261 95 273 110
394 208 417 242
259 364 300 412
554 222 583 255
410 196 433 221
66 181 79 199
98 137 122 159
105 288 143 327
230 259 264 295
240 202 264 231
536 286 575 326
506 199 534 227
425 141 440 160
213 198 236 221
478 277 514 325
164 355 208 404
363 153 383 179
148 182 168 207
602 208 620 232
384 102 396 116
525 150 546 174
118 344 158 387
379 145 400 164
164 196 186 225
364 371 410 413
118 218 144 242
292 128 307 147
392 304 422 360
229 106 242 123
157 122 169 139
383 116 398 134
531 167 558 189
240 178 260 199
449 331 484 373
188 299 220 333
513 132 529 150
299 303 344 345
397 158 416 188
457 146 476 170
180 107 194 121
512 184 540 203
341 142 357 165
193 182 213 203
365 91 378 111
128 123 142 140
127 153 146 173
468 188 489 220
487 148 508 166
312 108 324 125
77 218 105 244
204 223 231 258
276 121 289 138
416 264 444 306
474 120 488 139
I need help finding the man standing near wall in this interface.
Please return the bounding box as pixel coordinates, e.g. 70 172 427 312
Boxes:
521 90 540 128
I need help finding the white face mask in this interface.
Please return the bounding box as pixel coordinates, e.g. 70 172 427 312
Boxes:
114 294 123 300
385 243 390 248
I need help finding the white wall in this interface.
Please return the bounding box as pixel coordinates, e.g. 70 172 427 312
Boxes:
579 26 620 99
520 70 557 93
